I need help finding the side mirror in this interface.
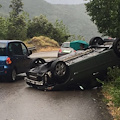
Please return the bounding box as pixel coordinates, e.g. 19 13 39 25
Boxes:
28 50 32 56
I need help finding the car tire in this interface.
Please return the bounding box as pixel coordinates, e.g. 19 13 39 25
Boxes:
9 69 17 82
89 37 104 45
51 60 69 83
113 38 120 57
30 58 46 69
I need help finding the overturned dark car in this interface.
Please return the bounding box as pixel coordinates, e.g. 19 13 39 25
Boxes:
25 37 120 90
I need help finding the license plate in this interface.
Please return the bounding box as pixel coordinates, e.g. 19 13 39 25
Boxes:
63 50 71 53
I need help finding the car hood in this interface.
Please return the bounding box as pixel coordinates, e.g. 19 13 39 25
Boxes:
0 56 7 65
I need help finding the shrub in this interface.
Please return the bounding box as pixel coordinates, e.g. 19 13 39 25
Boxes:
103 66 120 107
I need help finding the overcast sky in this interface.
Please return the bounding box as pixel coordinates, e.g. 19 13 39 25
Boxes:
44 0 89 4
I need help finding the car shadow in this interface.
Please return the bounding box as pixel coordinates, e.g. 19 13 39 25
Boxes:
0 74 26 83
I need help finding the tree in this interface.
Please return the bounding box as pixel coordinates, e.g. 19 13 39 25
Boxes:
0 17 9 39
27 15 53 38
8 0 27 40
8 14 27 40
9 0 23 18
53 20 70 43
27 15 70 43
85 0 120 38
0 4 2 8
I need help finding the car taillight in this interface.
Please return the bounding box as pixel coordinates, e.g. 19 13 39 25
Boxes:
59 49 62 53
6 57 12 64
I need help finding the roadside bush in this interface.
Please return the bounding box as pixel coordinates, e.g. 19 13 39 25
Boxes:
114 77 120 89
112 88 120 107
101 66 120 119
107 66 120 81
103 66 120 107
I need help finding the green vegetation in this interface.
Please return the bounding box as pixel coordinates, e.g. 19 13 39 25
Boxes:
85 1 120 118
9 0 23 17
8 0 27 40
85 0 120 38
0 0 70 43
101 67 120 119
105 67 120 107
27 15 53 38
27 15 70 43
0 0 101 41
0 17 8 39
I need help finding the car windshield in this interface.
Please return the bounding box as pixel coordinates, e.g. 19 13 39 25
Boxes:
0 43 7 56
62 42 70 48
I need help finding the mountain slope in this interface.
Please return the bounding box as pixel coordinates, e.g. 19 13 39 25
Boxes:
0 0 101 42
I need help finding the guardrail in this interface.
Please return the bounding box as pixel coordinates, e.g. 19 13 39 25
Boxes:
28 46 36 51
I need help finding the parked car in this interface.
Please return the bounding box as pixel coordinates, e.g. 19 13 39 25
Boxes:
58 42 74 57
58 40 89 57
0 40 43 82
25 37 120 90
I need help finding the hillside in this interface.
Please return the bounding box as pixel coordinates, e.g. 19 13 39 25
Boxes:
0 0 101 42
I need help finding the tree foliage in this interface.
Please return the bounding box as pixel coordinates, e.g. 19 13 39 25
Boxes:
27 15 53 38
53 20 70 43
8 13 27 40
27 15 70 43
9 0 23 17
0 17 8 39
0 0 71 43
85 0 120 38
8 0 27 40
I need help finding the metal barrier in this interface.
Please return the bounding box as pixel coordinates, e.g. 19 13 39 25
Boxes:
28 46 36 51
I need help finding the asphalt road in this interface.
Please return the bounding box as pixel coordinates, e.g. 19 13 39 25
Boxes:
0 51 113 120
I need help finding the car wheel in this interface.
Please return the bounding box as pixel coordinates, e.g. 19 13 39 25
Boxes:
51 60 69 83
30 58 46 69
89 37 104 45
113 38 120 57
9 69 17 82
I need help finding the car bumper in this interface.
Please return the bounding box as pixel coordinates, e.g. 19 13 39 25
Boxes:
25 77 55 91
0 65 12 76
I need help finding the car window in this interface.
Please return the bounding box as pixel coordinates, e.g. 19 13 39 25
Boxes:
0 43 7 56
8 43 23 56
21 43 28 55
62 42 70 48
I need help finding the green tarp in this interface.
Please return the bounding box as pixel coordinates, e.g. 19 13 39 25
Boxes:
70 40 89 51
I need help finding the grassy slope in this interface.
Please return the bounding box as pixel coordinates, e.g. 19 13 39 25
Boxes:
24 36 60 52
0 0 101 42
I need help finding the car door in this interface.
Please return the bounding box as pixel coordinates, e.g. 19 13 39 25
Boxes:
67 50 110 85
8 42 31 73
21 42 32 72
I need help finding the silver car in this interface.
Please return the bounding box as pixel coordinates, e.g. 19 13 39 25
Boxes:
58 42 75 57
